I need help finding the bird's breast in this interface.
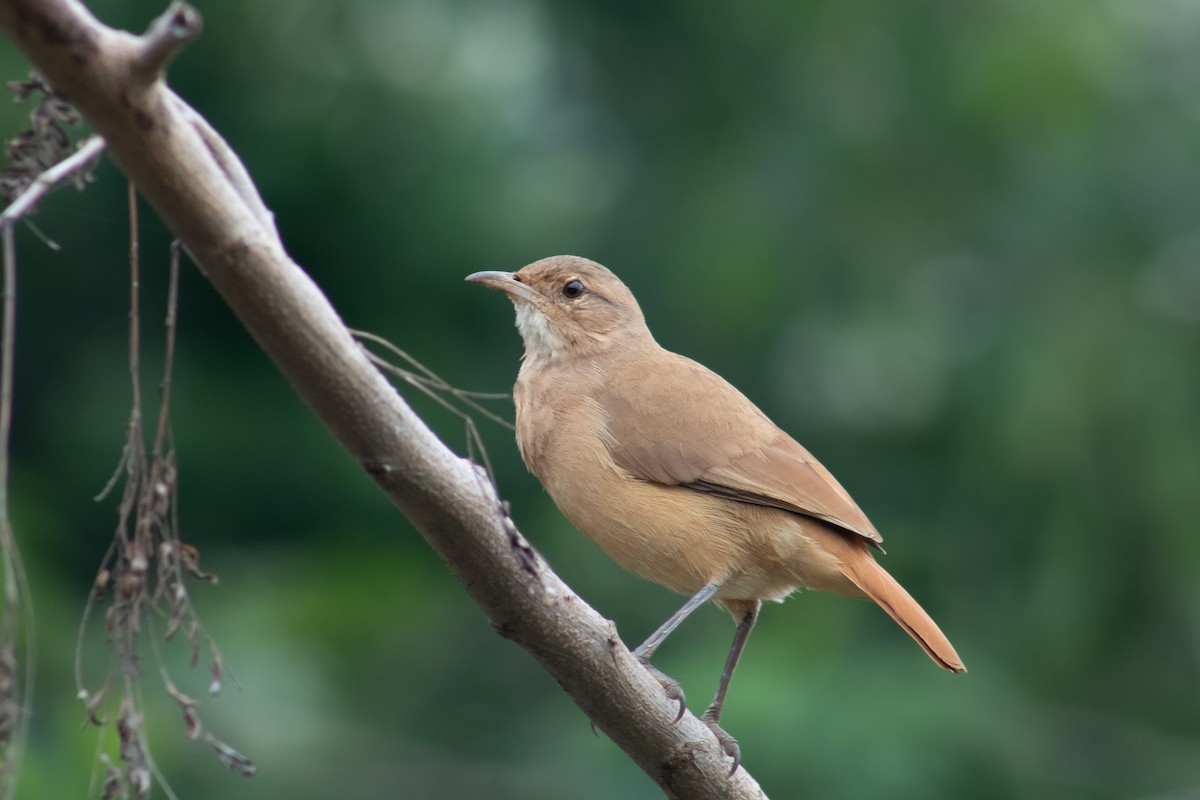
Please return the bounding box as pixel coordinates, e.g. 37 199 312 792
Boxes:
515 373 811 598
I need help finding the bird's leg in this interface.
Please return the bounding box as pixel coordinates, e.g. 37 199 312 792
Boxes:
633 582 721 720
701 600 760 774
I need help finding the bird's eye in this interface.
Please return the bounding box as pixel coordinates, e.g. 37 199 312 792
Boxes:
562 279 585 299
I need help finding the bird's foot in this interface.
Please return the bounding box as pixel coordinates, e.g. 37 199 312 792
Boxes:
635 654 687 722
700 707 741 776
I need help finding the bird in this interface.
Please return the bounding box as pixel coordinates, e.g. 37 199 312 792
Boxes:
466 255 964 770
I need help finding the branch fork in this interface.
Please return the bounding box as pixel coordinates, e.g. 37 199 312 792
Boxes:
134 2 201 83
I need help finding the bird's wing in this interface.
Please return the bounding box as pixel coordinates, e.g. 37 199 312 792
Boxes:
597 350 883 547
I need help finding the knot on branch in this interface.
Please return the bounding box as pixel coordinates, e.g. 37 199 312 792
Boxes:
133 1 202 85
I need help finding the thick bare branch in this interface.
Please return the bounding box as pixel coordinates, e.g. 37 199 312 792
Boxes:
0 1 768 797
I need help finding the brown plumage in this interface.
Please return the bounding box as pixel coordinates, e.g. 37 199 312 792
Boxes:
467 255 964 767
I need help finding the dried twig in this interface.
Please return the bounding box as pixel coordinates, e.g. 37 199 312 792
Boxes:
0 71 88 205
0 135 105 225
352 328 513 487
0 71 111 799
76 191 251 800
0 219 34 800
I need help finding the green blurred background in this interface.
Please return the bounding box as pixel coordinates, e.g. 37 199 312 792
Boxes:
3 0 1199 797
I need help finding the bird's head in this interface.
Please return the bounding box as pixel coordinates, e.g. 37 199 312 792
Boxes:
467 255 653 365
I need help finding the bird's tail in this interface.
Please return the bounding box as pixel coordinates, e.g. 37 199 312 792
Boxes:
830 536 966 673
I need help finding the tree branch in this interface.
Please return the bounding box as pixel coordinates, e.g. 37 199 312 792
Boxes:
0 1 767 797
0 134 104 224
132 1 200 83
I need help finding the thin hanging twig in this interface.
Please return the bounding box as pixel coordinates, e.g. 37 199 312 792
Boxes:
0 79 114 800
75 191 252 800
0 219 35 800
351 328 514 489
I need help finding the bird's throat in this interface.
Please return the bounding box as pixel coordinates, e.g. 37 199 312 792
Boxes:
515 302 567 365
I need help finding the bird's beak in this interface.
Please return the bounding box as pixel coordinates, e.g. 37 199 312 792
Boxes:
465 270 542 305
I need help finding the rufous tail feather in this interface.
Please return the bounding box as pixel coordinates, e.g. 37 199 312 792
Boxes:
835 539 966 673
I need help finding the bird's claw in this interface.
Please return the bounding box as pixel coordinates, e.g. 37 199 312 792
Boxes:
635 654 687 722
701 708 741 776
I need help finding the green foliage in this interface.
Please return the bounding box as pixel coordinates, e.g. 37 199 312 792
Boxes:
3 0 1199 797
